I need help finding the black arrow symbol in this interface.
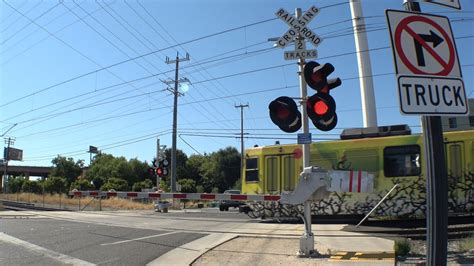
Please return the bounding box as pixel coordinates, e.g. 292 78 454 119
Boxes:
414 30 444 67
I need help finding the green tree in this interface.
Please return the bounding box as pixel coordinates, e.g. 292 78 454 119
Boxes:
100 178 129 191
21 180 42 194
132 179 153 192
201 147 240 192
7 177 25 193
164 148 188 179
70 179 94 191
44 176 66 194
178 178 196 193
85 154 148 188
51 156 84 188
183 154 206 183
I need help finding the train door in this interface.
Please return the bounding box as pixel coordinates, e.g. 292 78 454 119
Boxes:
446 142 465 200
265 156 279 194
264 155 296 194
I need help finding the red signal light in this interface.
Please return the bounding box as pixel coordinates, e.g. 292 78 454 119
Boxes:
156 167 164 177
269 96 302 133
276 105 290 120
314 100 329 116
148 167 155 177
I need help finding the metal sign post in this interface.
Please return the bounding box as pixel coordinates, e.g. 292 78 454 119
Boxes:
273 6 322 257
386 1 462 264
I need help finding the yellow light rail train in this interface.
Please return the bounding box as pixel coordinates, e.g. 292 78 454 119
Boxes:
241 125 474 219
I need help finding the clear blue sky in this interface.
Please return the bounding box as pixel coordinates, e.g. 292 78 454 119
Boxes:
1 0 473 167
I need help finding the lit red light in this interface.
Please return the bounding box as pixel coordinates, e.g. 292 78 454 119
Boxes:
314 100 329 115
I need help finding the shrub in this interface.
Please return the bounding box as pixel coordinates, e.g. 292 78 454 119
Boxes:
70 179 94 191
7 177 25 193
132 179 153 192
43 176 66 194
196 185 204 193
394 238 411 256
100 178 129 191
22 180 43 193
459 236 474 252
178 179 196 193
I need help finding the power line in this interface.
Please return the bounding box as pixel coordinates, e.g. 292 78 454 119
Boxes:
0 1 351 110
1 1 60 45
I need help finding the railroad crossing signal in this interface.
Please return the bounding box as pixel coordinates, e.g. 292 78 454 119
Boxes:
304 61 342 131
152 158 169 178
268 96 302 133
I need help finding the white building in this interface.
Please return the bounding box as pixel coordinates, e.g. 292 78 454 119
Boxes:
441 99 474 131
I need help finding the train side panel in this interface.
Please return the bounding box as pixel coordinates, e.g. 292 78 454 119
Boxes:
242 130 474 218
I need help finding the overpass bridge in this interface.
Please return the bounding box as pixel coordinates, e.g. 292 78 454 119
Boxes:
1 165 52 191
1 165 52 178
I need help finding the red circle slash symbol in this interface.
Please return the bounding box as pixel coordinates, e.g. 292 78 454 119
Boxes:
394 15 455 76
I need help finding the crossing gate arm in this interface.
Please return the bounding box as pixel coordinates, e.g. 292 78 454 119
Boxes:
68 191 280 202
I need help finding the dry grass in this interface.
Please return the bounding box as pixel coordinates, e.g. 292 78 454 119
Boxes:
459 236 474 252
0 193 219 210
0 193 154 210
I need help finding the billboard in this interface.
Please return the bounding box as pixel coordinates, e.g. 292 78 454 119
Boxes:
4 147 23 161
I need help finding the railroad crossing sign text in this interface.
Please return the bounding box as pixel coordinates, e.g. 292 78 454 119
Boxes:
275 6 322 48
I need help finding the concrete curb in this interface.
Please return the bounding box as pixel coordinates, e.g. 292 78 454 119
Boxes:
147 233 238 266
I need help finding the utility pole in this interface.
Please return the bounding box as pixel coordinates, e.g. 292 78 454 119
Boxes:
235 103 249 182
403 1 448 265
3 137 15 193
164 52 190 193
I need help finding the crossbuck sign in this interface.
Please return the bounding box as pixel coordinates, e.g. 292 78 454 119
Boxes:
275 6 322 61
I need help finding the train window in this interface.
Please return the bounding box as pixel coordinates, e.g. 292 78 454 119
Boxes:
245 158 259 182
469 116 474 127
384 145 421 177
449 118 457 128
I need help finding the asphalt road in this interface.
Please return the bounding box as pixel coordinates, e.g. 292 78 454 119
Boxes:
0 218 206 265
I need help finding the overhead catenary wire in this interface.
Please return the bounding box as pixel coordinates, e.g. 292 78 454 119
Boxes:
3 2 473 161
0 0 355 109
3 21 472 125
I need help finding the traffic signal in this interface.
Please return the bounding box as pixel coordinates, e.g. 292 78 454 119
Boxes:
304 61 341 131
268 96 302 133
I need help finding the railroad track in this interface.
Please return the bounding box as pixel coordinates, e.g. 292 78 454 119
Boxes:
345 215 474 240
0 200 68 212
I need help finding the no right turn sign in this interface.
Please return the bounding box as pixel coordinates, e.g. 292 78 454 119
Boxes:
386 9 468 116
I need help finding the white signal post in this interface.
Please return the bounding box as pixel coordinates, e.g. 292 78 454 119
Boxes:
274 6 322 257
